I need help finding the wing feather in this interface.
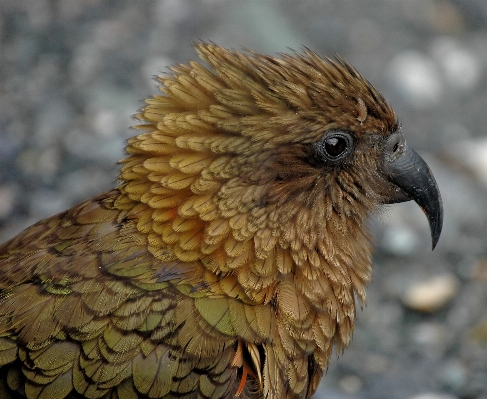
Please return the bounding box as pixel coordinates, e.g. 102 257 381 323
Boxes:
0 190 257 398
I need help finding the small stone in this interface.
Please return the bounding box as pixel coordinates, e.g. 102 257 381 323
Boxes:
438 360 467 392
445 138 487 187
381 225 419 256
411 322 447 346
364 354 389 373
403 274 460 312
338 375 363 395
431 37 481 91
387 50 442 108
0 186 16 219
91 109 120 137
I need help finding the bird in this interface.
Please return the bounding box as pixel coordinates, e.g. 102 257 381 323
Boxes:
0 42 443 399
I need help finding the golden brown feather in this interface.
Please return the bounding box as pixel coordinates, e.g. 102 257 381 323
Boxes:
0 43 442 399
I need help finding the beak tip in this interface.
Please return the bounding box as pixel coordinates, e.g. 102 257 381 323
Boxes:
428 208 443 251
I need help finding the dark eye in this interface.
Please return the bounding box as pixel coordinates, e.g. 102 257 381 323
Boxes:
325 136 348 157
314 131 354 163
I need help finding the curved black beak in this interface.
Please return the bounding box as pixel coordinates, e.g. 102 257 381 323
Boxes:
386 144 443 250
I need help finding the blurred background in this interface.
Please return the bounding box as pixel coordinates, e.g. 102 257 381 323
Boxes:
1 1 487 398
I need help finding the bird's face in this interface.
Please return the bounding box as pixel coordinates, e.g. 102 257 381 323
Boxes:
288 124 443 249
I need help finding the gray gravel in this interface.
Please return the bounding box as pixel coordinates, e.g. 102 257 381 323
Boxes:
1 1 487 398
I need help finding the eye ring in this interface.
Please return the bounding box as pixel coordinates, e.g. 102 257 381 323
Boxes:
314 130 354 162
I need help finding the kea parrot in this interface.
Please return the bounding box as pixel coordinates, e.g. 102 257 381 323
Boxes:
0 43 443 399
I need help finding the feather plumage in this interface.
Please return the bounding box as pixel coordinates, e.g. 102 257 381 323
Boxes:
0 43 442 399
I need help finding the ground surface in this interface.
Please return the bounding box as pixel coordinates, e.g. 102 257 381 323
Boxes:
1 1 487 398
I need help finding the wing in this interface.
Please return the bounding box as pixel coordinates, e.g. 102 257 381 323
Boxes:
0 190 265 399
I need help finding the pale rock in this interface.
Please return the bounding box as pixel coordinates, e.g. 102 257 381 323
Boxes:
403 274 460 312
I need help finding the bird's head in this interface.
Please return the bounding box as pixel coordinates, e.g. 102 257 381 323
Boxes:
119 43 442 303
